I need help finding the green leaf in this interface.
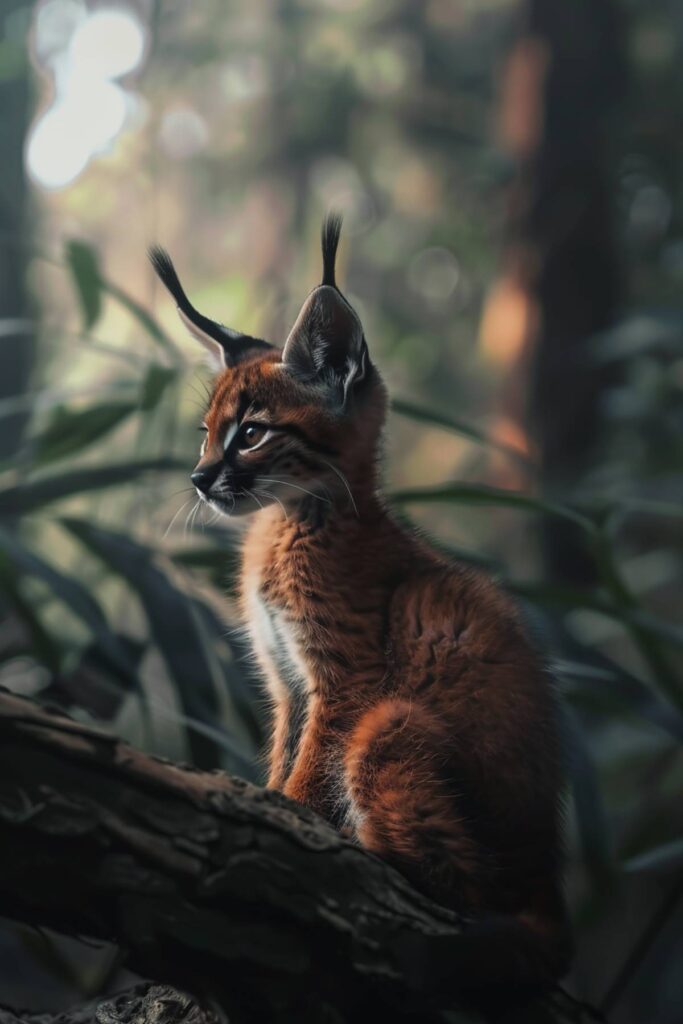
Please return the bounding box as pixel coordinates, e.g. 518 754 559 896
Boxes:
61 518 255 771
42 634 146 718
588 313 683 365
172 547 228 569
65 239 102 330
392 398 533 468
29 402 139 466
0 383 137 424
0 552 61 670
391 482 594 531
171 542 241 589
591 527 682 706
626 609 683 649
622 838 683 875
556 658 683 745
191 597 264 750
609 498 683 520
63 240 180 359
512 581 610 612
512 581 683 651
1 459 183 515
561 705 613 877
104 278 181 359
0 525 136 684
140 364 178 411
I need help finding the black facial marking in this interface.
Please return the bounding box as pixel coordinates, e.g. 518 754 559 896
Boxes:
289 451 324 475
299 494 329 532
235 391 252 425
277 423 338 457
234 419 338 459
324 647 352 671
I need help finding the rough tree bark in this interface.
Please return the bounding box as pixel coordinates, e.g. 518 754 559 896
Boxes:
0 986 219 1024
0 689 600 1023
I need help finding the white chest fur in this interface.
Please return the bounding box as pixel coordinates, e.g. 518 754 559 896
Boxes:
244 581 310 701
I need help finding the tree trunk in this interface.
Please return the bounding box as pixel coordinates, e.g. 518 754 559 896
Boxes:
0 0 35 459
0 688 599 1023
494 0 625 582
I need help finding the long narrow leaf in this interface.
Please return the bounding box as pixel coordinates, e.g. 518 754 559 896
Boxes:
622 838 683 875
0 554 61 670
28 402 139 467
392 398 534 468
192 598 264 748
626 609 683 649
65 240 102 329
104 278 181 359
140 364 179 411
1 460 183 515
555 658 683 745
391 482 594 531
48 652 256 778
0 525 137 685
61 518 254 769
560 704 613 877
512 581 683 651
64 239 180 359
0 383 138 423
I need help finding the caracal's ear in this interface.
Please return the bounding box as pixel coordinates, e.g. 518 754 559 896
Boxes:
281 213 368 407
148 247 272 371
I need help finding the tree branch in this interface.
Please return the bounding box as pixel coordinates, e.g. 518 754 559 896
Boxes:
0 689 597 1022
0 984 220 1024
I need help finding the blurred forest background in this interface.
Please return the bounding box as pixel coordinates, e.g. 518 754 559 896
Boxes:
0 0 681 1021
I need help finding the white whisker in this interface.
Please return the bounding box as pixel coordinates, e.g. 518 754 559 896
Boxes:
254 488 288 520
319 459 359 517
163 497 194 540
259 477 331 504
183 499 200 538
187 499 203 535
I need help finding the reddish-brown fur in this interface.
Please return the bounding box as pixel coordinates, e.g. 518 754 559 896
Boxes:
155 224 572 988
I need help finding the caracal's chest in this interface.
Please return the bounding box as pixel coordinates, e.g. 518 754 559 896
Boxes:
243 570 312 703
241 516 324 703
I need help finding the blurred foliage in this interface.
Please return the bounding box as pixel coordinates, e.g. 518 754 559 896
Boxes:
0 0 681 1021
0 241 260 773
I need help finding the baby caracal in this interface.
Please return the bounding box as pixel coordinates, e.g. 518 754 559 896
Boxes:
150 216 572 987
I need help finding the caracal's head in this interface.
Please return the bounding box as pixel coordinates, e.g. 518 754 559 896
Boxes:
150 215 386 518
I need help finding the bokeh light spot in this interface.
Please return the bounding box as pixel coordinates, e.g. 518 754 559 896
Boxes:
408 247 460 304
69 7 146 79
26 3 147 190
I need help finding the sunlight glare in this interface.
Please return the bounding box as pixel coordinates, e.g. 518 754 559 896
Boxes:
69 7 146 79
26 4 147 190
26 103 90 189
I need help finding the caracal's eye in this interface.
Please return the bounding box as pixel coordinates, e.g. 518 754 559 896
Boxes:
240 423 268 450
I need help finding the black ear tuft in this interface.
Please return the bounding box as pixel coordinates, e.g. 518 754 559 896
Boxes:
149 245 230 348
148 246 272 369
282 213 370 406
321 212 343 289
148 246 185 308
